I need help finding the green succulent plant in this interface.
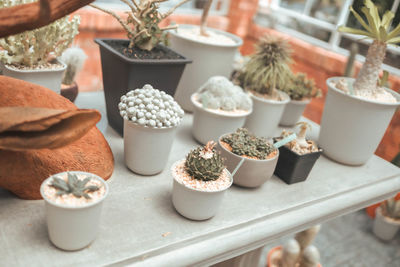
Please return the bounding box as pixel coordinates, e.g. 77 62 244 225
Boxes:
382 197 400 220
282 73 322 101
90 0 191 51
50 172 100 199
339 0 400 93
221 128 275 160
185 141 225 181
237 35 292 96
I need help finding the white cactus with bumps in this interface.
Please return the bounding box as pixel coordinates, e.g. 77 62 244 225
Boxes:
118 84 184 128
0 0 80 67
198 76 252 111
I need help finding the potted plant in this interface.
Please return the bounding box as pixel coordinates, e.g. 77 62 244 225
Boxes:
319 0 400 165
191 76 253 144
40 171 109 251
0 0 79 94
171 141 233 220
169 0 243 111
119 84 184 175
274 122 322 184
236 35 291 138
217 128 278 188
91 0 191 136
372 197 400 241
60 47 87 102
268 225 322 267
279 73 322 126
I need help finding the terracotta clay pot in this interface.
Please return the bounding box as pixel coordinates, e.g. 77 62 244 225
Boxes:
61 82 78 102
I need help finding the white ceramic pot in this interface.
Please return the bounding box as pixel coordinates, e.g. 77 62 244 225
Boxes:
171 160 233 220
244 91 290 137
191 93 252 145
372 206 400 241
1 60 66 94
124 119 178 175
40 171 109 251
217 137 279 188
279 98 310 127
319 77 400 165
169 25 243 112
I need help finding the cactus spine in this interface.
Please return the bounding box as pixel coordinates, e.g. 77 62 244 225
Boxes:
185 141 225 181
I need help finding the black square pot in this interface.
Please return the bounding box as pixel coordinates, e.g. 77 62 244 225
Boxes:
273 140 322 184
95 38 191 136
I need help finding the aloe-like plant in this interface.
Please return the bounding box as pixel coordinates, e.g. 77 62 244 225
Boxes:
339 0 400 93
50 172 100 199
237 35 292 97
90 0 191 51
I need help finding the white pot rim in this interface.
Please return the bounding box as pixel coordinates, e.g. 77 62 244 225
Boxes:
218 135 279 162
191 93 252 117
376 206 400 225
327 77 400 106
248 90 291 105
169 24 243 48
40 171 109 210
124 118 180 132
171 159 233 193
2 59 67 73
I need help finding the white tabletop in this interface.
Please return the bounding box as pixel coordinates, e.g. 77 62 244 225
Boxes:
1 91 399 267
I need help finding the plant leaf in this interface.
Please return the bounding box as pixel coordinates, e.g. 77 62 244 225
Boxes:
365 0 381 28
361 6 378 37
387 23 400 40
85 185 100 192
379 26 388 42
387 36 400 44
381 10 394 30
338 26 375 38
349 5 372 33
50 177 69 191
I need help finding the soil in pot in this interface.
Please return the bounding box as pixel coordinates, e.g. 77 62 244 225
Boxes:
96 38 190 136
218 128 278 188
104 39 185 60
274 123 322 184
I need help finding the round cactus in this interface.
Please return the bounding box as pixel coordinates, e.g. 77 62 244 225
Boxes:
185 141 225 181
198 76 252 112
118 84 184 128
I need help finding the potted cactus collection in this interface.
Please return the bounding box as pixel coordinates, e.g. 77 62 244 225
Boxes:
171 141 233 220
319 0 400 165
169 0 243 111
372 197 400 241
217 128 278 188
236 35 291 138
60 47 87 102
40 171 109 251
274 122 322 184
191 76 253 144
280 73 322 126
0 0 79 94
119 84 184 175
91 0 191 136
268 225 322 267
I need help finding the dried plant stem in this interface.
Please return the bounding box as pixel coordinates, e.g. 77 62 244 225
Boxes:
119 0 136 13
200 0 212 36
162 0 192 19
90 4 139 34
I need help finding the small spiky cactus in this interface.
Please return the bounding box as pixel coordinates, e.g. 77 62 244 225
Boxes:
238 35 292 96
60 47 87 85
90 0 191 51
50 172 100 199
185 141 225 181
221 128 275 159
282 73 322 101
339 0 400 94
